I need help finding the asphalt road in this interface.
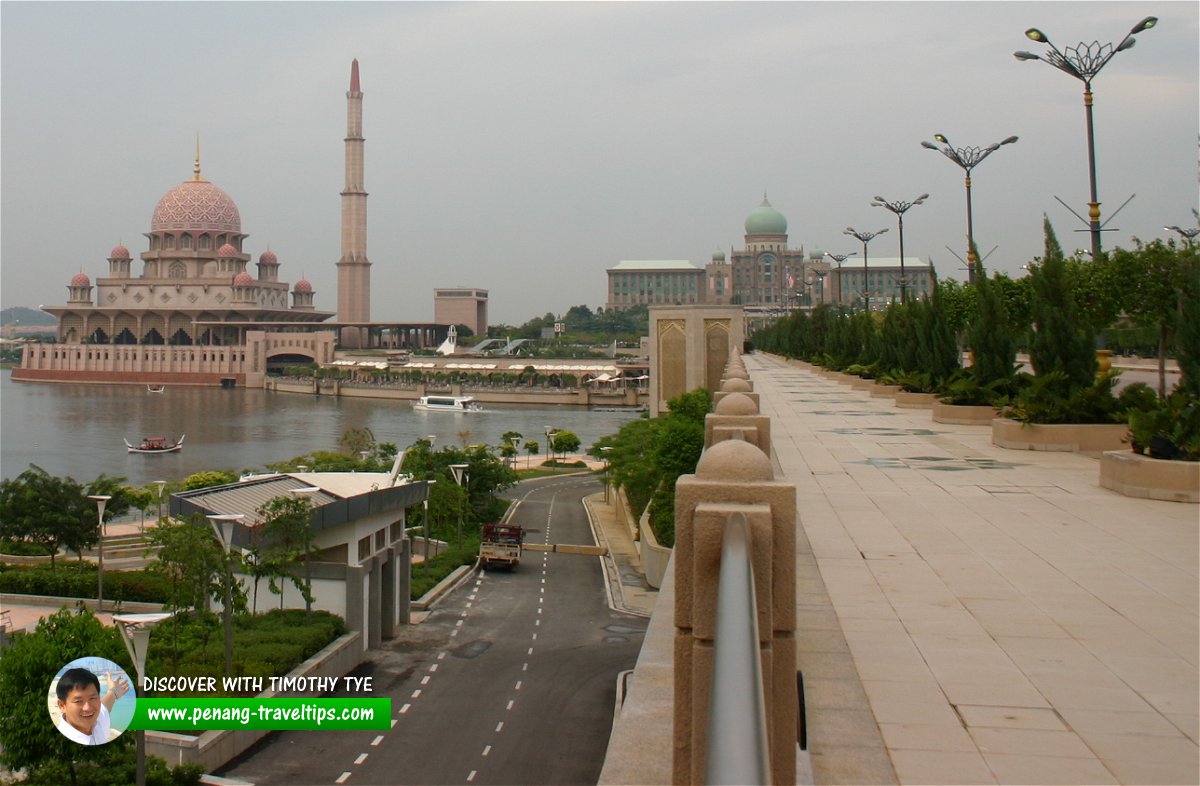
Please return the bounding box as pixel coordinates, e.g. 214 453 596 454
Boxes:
218 474 647 786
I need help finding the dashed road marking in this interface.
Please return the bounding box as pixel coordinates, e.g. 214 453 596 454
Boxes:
532 632 538 640
429 663 438 672
467 770 477 782
527 647 533 655
390 719 398 728
482 745 492 756
506 700 514 710
336 772 352 784
438 651 447 660
515 681 522 690
400 703 411 714
421 676 431 685
355 753 368 765
456 619 464 626
451 629 459 637
522 662 528 671
371 736 384 747
496 721 504 732
412 689 422 699
536 619 541 626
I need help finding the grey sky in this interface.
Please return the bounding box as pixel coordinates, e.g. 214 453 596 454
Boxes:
2 1 1196 326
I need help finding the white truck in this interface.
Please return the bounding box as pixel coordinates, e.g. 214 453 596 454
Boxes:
479 522 524 570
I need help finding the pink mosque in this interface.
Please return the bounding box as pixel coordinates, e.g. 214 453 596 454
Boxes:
13 60 445 387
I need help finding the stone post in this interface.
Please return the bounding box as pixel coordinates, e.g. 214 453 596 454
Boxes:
673 439 797 785
704 391 770 455
712 376 760 410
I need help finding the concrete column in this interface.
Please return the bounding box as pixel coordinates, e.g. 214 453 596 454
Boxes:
368 556 382 649
673 439 797 786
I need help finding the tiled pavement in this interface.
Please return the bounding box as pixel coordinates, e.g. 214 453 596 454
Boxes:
749 353 1198 785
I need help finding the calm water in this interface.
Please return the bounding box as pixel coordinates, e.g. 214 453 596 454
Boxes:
0 371 640 486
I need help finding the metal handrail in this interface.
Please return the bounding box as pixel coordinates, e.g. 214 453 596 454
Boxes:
705 511 771 785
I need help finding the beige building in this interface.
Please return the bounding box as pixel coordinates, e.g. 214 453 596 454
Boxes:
433 288 489 336
828 256 934 312
606 260 706 310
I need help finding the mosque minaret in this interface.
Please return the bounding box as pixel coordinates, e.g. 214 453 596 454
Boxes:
336 58 371 348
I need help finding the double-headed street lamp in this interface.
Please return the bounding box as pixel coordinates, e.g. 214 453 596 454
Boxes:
206 513 245 680
872 194 928 304
1015 16 1158 259
843 228 888 313
1164 225 1200 243
113 612 174 786
922 134 1018 283
87 495 112 612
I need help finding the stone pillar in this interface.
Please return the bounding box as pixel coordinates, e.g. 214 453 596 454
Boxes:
711 376 760 410
673 439 797 785
704 391 770 454
368 556 382 649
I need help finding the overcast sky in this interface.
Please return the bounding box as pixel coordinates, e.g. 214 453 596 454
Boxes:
2 1 1196 325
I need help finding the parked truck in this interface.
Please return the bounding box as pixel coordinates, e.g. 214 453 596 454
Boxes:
479 522 524 570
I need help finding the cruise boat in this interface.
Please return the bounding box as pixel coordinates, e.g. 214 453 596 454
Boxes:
413 395 485 413
124 434 185 453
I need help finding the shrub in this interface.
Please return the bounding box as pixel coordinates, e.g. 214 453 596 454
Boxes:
0 563 172 603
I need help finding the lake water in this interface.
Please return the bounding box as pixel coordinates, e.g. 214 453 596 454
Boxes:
0 371 641 486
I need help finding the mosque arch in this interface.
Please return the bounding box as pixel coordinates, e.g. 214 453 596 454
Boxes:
199 233 211 250
164 235 176 250
113 328 137 345
142 327 165 345
181 234 192 250
168 328 192 346
168 261 186 278
90 327 110 344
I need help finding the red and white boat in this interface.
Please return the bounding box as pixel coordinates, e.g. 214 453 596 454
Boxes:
124 434 185 453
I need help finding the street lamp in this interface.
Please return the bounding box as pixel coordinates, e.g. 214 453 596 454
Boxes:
87 495 111 612
600 446 613 504
871 194 928 304
823 252 856 310
152 481 166 531
1164 225 1200 243
113 612 174 786
509 436 523 470
422 479 437 566
1015 15 1158 259
922 134 1018 283
545 427 557 464
206 513 245 680
448 464 469 546
843 228 888 313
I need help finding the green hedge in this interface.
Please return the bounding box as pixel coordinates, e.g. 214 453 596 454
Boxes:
0 538 52 556
0 563 172 603
410 541 479 600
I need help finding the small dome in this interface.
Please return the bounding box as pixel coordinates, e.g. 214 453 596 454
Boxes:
110 244 131 260
696 439 772 482
233 271 254 286
745 196 787 235
259 250 278 264
714 392 758 416
721 377 752 393
217 243 239 259
294 278 313 293
70 271 91 286
712 249 726 262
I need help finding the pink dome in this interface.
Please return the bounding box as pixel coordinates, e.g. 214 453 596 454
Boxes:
233 271 254 286
70 272 91 286
110 244 131 260
217 243 239 259
259 250 278 264
151 178 241 233
294 278 313 293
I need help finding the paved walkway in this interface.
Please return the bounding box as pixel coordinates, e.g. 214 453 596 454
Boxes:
749 353 1198 785
585 492 658 618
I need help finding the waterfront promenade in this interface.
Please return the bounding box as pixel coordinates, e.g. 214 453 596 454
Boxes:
749 352 1198 785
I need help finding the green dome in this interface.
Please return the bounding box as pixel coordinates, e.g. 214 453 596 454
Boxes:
712 248 726 261
745 196 787 235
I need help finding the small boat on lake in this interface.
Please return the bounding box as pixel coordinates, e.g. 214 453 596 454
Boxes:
146 385 166 393
413 395 485 413
124 434 185 453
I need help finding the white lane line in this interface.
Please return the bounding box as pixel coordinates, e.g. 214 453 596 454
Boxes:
355 753 368 765
429 663 439 672
482 745 492 757
456 619 464 626
527 647 534 655
522 662 528 671
532 632 538 640
451 629 459 637
461 610 468 617
515 681 522 690
466 602 473 608
400 703 411 714
537 607 542 614
539 597 543 604
536 619 541 626
390 719 398 728
336 772 352 784
421 676 431 685
467 770 477 782
540 587 545 594
438 651 447 660
412 689 422 699
371 735 384 747
541 578 546 584
496 721 504 732
506 700 514 710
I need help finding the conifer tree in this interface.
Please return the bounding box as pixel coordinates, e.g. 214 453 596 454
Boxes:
967 254 1016 389
1027 216 1096 389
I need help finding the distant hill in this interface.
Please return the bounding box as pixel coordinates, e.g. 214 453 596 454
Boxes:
1 307 55 326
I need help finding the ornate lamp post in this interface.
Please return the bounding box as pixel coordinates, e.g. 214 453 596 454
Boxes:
1164 225 1200 244
1015 16 1157 259
152 480 166 533
113 612 174 786
87 495 111 612
206 513 245 680
871 194 928 304
843 229 888 313
422 479 437 567
922 134 1018 283
823 252 856 310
